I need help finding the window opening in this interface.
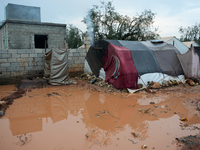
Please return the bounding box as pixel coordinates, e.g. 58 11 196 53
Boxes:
34 35 48 48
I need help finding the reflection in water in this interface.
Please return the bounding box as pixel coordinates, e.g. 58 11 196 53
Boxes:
0 85 200 150
16 134 33 146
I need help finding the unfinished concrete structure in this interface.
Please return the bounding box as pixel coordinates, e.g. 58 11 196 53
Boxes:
0 3 86 82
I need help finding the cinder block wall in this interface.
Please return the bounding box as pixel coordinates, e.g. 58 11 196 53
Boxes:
0 20 66 49
0 49 45 77
67 49 86 72
0 48 87 81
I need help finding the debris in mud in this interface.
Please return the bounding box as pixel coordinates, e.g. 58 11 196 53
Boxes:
128 139 137 144
85 133 90 138
141 144 148 149
131 132 139 138
175 134 200 150
0 88 30 118
16 134 33 146
180 117 188 121
94 110 120 119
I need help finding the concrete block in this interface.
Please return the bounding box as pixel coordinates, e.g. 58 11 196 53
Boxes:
80 52 87 57
69 49 76 53
37 53 44 57
37 61 44 66
0 68 6 72
75 60 83 64
0 72 11 77
68 60 74 65
74 53 80 57
18 49 27 53
11 62 20 67
10 71 20 77
7 66 20 71
73 57 79 60
12 54 20 58
68 53 73 57
30 53 38 57
8 58 17 62
25 66 34 71
8 50 18 53
76 49 86 53
0 50 8 53
21 54 29 58
0 59 7 63
68 57 73 60
2 54 12 58
78 57 85 61
34 57 44 62
1 63 10 67
35 49 44 53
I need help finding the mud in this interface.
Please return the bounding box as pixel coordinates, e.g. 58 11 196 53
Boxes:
0 79 200 149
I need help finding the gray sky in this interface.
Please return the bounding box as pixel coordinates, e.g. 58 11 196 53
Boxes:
1 0 200 38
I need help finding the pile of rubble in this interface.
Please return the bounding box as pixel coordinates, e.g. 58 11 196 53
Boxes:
76 72 128 93
77 72 200 93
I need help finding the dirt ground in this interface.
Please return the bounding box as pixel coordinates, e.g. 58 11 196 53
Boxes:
0 77 200 150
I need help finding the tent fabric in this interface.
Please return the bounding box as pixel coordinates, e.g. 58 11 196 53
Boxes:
118 40 162 75
194 46 200 61
86 39 184 89
177 47 200 78
44 48 72 85
103 43 138 89
86 40 122 77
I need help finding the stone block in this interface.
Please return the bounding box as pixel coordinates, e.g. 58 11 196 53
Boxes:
1 63 10 67
7 66 20 72
25 66 34 71
68 57 73 60
2 53 12 58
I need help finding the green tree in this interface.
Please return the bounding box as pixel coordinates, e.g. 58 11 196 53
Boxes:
179 23 200 44
82 1 159 41
66 24 84 48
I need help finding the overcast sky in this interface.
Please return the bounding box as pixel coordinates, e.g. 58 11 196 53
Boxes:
1 0 200 38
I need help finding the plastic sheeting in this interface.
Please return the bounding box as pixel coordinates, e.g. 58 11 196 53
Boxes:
118 40 162 75
44 48 73 85
103 43 138 89
177 47 200 78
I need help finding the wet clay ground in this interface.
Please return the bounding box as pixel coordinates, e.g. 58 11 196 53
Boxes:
0 80 200 150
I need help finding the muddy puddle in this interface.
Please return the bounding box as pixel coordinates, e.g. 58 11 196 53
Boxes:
0 84 200 150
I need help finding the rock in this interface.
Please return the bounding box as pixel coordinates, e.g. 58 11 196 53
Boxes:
188 79 195 86
141 144 147 149
152 82 160 89
138 83 143 89
150 102 155 104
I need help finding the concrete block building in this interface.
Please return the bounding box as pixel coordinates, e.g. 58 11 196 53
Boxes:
0 3 86 82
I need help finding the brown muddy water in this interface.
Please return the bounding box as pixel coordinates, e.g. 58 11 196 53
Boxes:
0 85 200 150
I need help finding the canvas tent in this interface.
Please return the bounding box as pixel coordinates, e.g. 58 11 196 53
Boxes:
44 48 73 85
177 46 200 78
86 40 184 89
